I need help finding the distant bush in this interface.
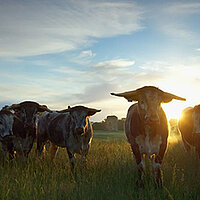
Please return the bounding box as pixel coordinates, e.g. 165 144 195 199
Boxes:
92 121 106 130
93 118 125 131
118 118 125 130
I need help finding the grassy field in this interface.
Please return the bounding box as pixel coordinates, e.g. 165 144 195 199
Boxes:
0 130 199 200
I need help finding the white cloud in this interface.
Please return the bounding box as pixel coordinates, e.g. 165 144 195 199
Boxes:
0 0 143 57
166 3 200 15
79 50 96 58
53 66 86 75
96 59 135 68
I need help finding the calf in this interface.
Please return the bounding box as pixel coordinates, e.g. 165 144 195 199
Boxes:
5 101 50 161
37 105 101 169
111 86 185 186
178 105 200 157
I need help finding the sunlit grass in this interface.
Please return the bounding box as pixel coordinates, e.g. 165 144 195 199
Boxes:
0 130 199 200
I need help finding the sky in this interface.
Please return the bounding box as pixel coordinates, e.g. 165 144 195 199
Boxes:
0 0 200 122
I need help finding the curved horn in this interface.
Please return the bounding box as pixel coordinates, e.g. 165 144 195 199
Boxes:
38 104 51 112
87 108 101 116
7 104 21 111
111 90 138 102
161 92 186 103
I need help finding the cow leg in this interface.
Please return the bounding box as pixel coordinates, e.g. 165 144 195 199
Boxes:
195 145 200 159
1 143 8 163
50 143 58 160
81 145 90 163
153 141 167 187
67 148 75 170
182 135 191 152
6 141 15 161
37 134 47 158
152 157 162 187
131 144 144 187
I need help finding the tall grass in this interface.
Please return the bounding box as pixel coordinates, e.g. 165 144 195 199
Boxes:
0 131 199 200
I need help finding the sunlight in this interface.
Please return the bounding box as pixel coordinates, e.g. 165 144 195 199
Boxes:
158 77 197 120
162 101 186 120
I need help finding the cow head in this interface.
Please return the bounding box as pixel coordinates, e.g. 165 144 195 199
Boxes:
111 86 186 125
0 110 14 141
192 105 200 134
59 106 101 135
7 101 50 129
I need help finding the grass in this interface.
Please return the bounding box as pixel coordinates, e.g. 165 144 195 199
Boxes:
0 130 199 200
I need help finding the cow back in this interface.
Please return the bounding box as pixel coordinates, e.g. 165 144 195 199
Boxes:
48 113 71 147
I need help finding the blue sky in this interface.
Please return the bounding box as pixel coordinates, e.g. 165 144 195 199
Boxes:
0 0 200 121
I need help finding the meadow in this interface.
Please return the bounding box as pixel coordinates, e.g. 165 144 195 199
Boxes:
0 130 199 200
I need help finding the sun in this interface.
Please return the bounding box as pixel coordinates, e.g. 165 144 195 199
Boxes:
162 101 188 120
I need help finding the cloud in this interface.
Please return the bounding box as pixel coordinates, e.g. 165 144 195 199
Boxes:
79 50 96 58
0 0 143 57
96 59 135 68
74 82 118 104
146 2 200 41
166 2 200 15
53 66 86 75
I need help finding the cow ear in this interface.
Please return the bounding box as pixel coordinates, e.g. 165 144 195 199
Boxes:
37 105 51 112
57 106 71 113
161 92 186 103
87 109 101 116
111 90 139 102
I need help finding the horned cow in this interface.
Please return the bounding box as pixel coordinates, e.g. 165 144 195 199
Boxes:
4 101 50 161
111 86 186 187
37 105 101 169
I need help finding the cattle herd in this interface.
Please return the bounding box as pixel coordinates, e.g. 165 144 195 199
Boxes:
0 85 199 187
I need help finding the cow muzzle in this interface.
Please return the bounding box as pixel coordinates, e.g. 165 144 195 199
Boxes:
75 127 85 135
144 114 160 125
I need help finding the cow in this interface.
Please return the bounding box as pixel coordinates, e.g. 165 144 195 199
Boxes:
36 105 101 169
111 86 186 187
178 105 200 158
0 109 15 161
4 101 50 162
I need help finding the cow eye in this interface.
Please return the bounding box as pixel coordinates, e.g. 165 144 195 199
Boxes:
140 101 146 109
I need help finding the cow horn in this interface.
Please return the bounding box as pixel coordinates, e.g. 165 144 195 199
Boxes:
161 92 186 103
38 105 51 112
87 108 101 116
7 103 21 110
111 90 138 102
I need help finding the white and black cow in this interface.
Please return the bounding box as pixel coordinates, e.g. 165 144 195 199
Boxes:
37 105 101 169
0 109 15 161
111 86 185 187
4 101 50 161
178 105 200 158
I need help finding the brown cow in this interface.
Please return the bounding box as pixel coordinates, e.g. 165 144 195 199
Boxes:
178 105 200 157
5 101 50 162
111 86 186 187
